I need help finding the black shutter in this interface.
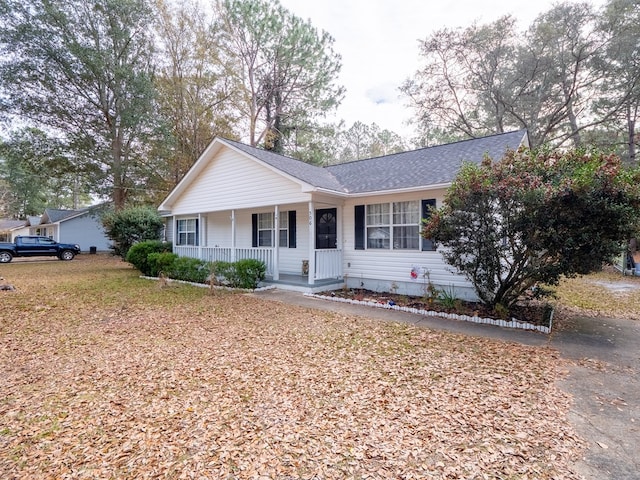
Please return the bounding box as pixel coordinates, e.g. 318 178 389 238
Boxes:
195 219 199 246
288 210 296 248
354 205 365 250
421 199 436 251
252 214 258 247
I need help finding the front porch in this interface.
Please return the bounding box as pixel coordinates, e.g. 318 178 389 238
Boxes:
174 245 344 293
169 200 345 292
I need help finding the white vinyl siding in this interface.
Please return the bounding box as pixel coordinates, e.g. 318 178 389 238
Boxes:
342 191 475 298
170 149 311 215
204 212 227 247
277 210 308 274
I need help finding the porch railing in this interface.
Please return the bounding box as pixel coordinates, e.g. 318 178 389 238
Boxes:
315 249 342 280
174 246 274 276
174 246 342 282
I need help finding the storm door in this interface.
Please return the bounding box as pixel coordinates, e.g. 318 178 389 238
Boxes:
315 208 337 249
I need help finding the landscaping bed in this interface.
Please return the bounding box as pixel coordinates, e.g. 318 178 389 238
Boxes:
315 288 554 333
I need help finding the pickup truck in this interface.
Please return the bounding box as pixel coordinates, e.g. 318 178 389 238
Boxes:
0 236 81 263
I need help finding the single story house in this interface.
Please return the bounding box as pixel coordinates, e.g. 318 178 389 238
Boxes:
29 205 111 252
0 219 29 242
158 130 529 297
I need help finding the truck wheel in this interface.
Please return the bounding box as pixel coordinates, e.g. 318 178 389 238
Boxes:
0 251 13 263
59 250 75 261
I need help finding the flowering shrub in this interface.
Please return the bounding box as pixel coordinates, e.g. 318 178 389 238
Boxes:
423 147 640 310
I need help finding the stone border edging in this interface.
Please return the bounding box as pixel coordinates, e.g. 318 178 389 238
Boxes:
140 276 276 293
305 293 552 334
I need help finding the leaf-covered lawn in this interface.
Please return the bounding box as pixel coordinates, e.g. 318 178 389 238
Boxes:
555 269 640 321
0 256 583 479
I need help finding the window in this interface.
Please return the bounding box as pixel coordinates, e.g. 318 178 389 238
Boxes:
252 211 296 248
177 218 198 246
279 212 288 247
366 203 390 249
258 213 273 247
358 200 429 251
393 201 419 249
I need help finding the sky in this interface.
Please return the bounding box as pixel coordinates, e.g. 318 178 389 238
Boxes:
277 0 604 140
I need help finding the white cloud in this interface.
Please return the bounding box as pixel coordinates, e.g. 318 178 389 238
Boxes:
365 83 399 106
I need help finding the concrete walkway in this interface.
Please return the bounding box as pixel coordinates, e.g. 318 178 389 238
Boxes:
250 289 640 480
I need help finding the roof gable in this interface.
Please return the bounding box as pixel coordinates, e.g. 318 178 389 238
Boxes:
223 139 345 192
42 208 84 224
40 203 109 225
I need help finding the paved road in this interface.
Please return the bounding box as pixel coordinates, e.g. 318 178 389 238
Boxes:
251 290 640 480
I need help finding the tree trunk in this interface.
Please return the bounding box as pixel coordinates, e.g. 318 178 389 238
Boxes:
564 82 581 147
111 129 126 211
628 104 637 164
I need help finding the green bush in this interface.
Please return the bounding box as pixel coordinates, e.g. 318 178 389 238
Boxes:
126 240 172 275
212 259 266 289
147 252 178 277
164 256 212 284
234 258 266 289
212 261 236 286
102 206 164 259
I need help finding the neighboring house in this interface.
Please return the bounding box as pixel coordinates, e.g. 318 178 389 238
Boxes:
30 205 111 252
0 219 29 242
158 130 529 296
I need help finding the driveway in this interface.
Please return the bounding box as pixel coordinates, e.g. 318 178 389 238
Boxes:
252 290 640 480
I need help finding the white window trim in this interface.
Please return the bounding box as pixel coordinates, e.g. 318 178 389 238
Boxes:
257 212 274 247
279 211 289 248
365 201 421 250
177 218 198 246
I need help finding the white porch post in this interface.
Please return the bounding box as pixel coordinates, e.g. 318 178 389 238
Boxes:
336 205 343 250
231 210 236 262
273 206 280 280
172 216 177 247
198 213 203 259
308 201 315 285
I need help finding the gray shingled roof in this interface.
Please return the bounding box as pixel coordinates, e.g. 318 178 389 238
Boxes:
223 130 527 194
0 219 27 231
224 139 346 192
43 208 83 223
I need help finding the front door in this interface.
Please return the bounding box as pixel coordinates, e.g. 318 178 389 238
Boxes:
315 208 337 249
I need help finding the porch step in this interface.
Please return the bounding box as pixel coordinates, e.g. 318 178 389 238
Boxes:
261 273 343 293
